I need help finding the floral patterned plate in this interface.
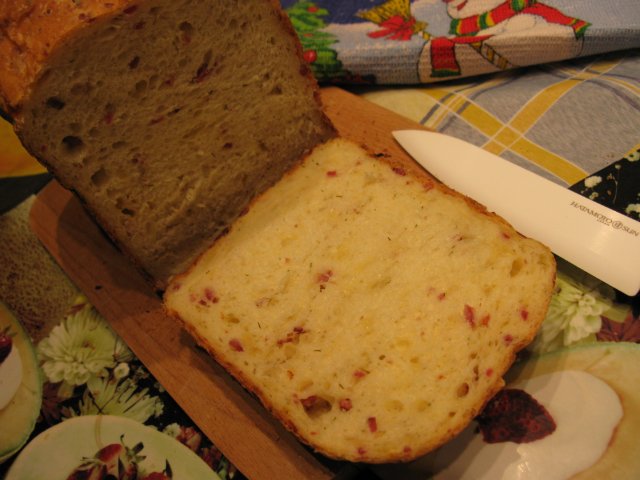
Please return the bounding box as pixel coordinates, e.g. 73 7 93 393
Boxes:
5 415 221 480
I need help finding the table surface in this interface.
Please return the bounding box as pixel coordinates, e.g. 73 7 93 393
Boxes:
1 40 639 480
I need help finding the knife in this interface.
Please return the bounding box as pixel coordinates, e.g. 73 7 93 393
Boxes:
393 130 640 296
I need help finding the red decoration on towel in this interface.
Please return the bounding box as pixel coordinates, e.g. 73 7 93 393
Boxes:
367 14 419 41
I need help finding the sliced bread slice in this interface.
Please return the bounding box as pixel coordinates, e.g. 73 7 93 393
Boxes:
164 138 556 463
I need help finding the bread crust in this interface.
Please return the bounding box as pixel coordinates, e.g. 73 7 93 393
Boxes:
0 0 130 113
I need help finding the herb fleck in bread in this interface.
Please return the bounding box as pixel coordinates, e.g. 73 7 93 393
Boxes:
164 138 556 463
0 0 334 286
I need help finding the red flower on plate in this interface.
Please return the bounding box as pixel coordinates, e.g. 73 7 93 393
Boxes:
476 388 556 444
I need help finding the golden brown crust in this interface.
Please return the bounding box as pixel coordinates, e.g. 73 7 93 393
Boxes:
0 0 134 113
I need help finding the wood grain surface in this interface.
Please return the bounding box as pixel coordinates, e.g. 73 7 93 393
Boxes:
29 87 428 480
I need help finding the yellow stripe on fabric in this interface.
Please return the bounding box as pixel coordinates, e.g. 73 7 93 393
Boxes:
505 55 625 137
605 76 640 96
430 95 468 130
417 74 588 182
0 119 45 177
421 87 497 133
484 59 616 182
510 138 587 185
554 58 639 97
456 103 503 137
507 78 581 134
420 74 516 133
483 140 507 156
583 56 623 74
492 125 520 147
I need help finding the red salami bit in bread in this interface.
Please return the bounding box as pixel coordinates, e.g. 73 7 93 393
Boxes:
367 417 378 433
228 339 243 352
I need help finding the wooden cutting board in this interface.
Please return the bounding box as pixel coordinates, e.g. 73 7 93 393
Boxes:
29 87 429 480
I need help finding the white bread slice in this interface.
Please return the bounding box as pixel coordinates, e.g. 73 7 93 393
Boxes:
0 0 334 287
164 138 556 463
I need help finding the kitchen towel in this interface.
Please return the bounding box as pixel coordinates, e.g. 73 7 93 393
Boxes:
282 0 640 85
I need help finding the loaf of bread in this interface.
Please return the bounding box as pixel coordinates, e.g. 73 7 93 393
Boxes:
0 0 335 286
164 138 556 463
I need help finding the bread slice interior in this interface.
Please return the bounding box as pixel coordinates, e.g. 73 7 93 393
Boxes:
164 138 556 463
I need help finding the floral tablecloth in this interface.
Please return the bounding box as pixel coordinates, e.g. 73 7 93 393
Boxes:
1 1 639 478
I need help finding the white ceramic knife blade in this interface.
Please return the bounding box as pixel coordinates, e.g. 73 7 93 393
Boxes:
393 130 640 296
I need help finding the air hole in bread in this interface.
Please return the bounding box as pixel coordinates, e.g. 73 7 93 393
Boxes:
385 399 405 412
148 74 160 89
301 395 332 418
90 168 109 188
133 80 147 97
46 97 65 110
192 49 214 83
128 56 140 69
104 25 117 37
179 21 193 36
510 258 524 277
269 85 283 95
61 135 84 155
483 284 496 296
456 382 470 397
71 82 91 95
182 123 205 140
112 141 126 149
222 312 240 324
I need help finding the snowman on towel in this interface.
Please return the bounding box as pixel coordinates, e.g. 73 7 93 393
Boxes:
418 0 590 80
